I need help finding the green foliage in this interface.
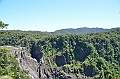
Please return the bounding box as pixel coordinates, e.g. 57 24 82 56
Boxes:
0 47 31 79
39 28 120 78
0 30 52 47
0 28 120 79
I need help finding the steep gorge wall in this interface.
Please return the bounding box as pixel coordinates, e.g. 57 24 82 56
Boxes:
5 46 39 79
5 46 89 79
5 46 54 79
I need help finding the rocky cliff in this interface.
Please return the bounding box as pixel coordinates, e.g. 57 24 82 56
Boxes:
5 46 89 79
5 46 39 79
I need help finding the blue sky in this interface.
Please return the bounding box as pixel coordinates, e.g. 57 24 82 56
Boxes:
0 0 120 32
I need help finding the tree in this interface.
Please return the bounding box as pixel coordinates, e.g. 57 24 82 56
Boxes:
0 20 9 29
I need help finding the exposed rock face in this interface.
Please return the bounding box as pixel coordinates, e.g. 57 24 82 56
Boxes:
55 55 67 66
83 65 97 77
55 52 70 66
30 45 43 62
5 46 90 79
74 42 90 61
5 46 39 79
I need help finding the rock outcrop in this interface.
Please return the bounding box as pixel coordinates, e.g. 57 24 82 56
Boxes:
30 44 43 62
5 46 90 79
55 52 70 67
5 46 39 79
55 55 67 66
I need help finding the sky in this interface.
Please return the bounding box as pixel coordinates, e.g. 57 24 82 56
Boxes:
0 0 120 32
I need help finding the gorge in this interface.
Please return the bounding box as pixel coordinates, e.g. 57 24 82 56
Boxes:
0 28 120 79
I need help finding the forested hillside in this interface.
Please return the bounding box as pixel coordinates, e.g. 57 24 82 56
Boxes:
52 27 115 34
37 28 120 79
0 28 120 79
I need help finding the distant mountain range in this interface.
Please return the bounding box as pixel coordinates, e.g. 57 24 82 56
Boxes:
52 27 117 34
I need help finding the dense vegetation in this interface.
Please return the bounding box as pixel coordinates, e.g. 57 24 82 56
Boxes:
0 28 120 79
0 30 51 47
0 47 30 79
37 28 120 79
52 27 114 34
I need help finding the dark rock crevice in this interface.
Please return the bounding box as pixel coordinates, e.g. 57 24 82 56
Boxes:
30 44 43 62
55 51 70 67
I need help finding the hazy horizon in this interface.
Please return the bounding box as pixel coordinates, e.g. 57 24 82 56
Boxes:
1 27 118 32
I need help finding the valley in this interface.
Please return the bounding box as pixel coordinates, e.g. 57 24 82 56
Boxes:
0 28 120 79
